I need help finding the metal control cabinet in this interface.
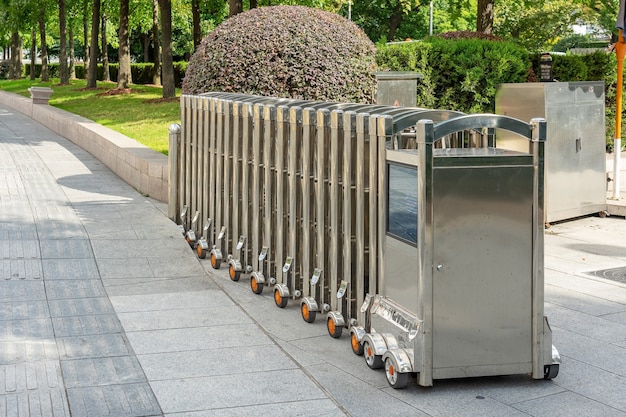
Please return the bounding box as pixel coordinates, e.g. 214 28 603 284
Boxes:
496 82 607 223
353 116 559 388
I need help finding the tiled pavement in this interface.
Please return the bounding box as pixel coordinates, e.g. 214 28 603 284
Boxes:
1 101 626 416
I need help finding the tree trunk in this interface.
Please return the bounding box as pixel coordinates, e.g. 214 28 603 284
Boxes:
192 0 201 49
143 34 150 62
69 25 76 79
476 0 494 34
152 0 161 85
59 0 69 84
159 0 175 98
388 5 404 41
30 28 36 80
39 15 49 82
228 0 243 17
83 0 90 74
101 12 109 81
87 0 100 88
10 32 22 79
117 0 131 89
250 0 257 8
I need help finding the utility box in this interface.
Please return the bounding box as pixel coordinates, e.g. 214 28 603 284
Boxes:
375 72 422 107
496 82 607 223
352 116 559 389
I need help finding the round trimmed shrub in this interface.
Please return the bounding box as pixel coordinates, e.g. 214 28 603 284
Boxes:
182 5 377 103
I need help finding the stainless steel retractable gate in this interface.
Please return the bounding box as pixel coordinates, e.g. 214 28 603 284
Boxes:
170 93 496 337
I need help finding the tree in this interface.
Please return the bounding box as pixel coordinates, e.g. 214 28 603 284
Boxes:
117 0 131 88
83 0 90 74
159 0 175 98
152 0 161 85
191 0 201 49
39 9 49 81
30 28 36 80
348 0 421 41
101 10 109 81
10 31 21 79
59 0 69 84
229 0 242 17
87 0 100 88
494 0 585 51
476 0 493 33
69 23 76 78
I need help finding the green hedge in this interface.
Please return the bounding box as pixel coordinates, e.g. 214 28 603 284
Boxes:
378 42 619 150
23 62 188 88
376 38 530 113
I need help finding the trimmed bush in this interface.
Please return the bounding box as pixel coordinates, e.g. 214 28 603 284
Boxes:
182 5 377 103
377 38 530 113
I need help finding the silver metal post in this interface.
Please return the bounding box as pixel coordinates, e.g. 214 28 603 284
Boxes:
168 123 181 221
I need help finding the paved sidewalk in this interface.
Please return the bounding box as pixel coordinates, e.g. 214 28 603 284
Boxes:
2 101 626 417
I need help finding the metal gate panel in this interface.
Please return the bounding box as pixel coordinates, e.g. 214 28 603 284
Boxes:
241 103 254 270
263 104 277 279
328 110 342 311
251 103 264 274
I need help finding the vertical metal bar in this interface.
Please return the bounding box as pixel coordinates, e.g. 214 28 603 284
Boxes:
184 95 192 228
329 110 342 311
241 103 252 265
167 123 181 221
208 99 217 241
215 100 224 241
316 109 330 307
231 102 241 258
368 115 378 299
196 97 204 228
275 106 288 283
202 97 210 231
355 113 367 323
287 106 302 289
191 96 198 229
416 118 435 387
263 105 275 276
178 97 186 223
252 103 262 269
342 111 355 319
531 118 547 379
301 108 313 297
376 116 391 303
223 101 232 254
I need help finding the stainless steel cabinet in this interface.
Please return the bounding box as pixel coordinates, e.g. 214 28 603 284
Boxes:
496 82 607 223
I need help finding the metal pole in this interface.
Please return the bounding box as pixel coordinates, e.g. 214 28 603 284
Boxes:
429 1 433 36
348 0 352 21
614 28 625 200
168 123 181 221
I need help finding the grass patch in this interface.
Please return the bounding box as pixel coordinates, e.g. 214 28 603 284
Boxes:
0 78 180 155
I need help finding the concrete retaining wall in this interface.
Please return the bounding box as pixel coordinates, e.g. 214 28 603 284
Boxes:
0 90 169 202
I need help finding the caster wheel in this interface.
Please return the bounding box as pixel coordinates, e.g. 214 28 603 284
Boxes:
544 364 559 380
301 303 316 323
364 340 383 369
351 332 364 356
250 277 263 294
385 357 408 389
210 254 221 269
229 265 241 282
274 289 288 308
197 245 206 259
327 317 342 338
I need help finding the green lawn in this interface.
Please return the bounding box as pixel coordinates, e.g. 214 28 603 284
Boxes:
0 79 180 155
